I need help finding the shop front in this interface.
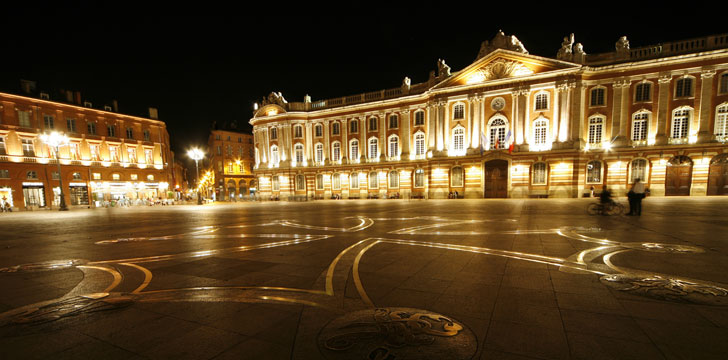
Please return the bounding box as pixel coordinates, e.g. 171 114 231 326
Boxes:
89 181 169 206
22 182 46 209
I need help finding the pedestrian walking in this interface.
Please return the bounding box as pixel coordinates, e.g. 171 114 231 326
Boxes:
627 178 646 216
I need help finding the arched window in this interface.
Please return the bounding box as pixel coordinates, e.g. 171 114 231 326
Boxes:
271 176 280 191
368 138 378 159
331 142 341 162
534 92 549 111
315 143 324 164
588 116 604 144
316 174 324 190
452 127 465 154
349 139 359 161
414 110 425 126
295 174 305 190
590 87 606 107
368 171 378 189
368 117 378 131
630 159 649 183
586 160 602 183
314 124 323 137
453 103 465 120
451 166 464 187
671 107 691 139
675 77 694 98
532 162 547 185
389 171 399 188
414 168 425 188
715 103 728 137
26 171 38 179
488 118 507 149
294 143 304 164
72 172 82 180
635 82 652 102
388 135 399 158
533 118 548 147
414 132 426 156
350 120 358 133
350 172 360 189
331 122 340 135
270 145 279 165
294 125 303 138
632 112 649 141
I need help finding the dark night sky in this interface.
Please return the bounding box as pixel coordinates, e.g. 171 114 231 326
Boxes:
1 6 724 168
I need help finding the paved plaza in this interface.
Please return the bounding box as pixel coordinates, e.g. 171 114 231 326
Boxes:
0 197 727 359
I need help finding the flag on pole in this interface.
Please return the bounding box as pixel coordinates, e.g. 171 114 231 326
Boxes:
480 131 487 156
505 130 514 154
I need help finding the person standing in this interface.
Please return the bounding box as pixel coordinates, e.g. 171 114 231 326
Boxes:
627 178 646 216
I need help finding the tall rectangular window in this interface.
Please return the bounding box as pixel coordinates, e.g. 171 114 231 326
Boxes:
126 127 134 139
87 122 97 135
66 118 77 132
22 138 35 157
107 124 116 137
675 78 693 97
43 114 54 129
414 111 425 126
632 113 649 141
18 110 31 127
635 83 651 102
350 172 359 189
143 130 151 141
0 137 6 155
590 88 605 106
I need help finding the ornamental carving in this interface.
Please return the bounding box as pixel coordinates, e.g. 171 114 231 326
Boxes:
477 30 528 59
469 59 533 84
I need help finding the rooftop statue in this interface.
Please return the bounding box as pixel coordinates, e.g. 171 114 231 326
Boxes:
477 30 528 59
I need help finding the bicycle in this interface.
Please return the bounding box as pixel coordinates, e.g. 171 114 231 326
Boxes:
587 201 625 216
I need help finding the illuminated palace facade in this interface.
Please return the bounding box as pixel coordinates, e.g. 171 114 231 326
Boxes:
0 90 175 210
250 32 728 200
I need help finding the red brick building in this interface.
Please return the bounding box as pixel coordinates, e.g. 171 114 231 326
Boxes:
0 88 174 210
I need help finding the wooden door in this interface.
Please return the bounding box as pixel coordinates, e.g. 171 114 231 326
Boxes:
707 161 728 195
665 157 692 196
484 160 508 198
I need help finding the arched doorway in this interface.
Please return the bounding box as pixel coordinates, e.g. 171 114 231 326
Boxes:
665 156 693 196
484 159 508 198
708 154 728 195
227 180 237 200
239 180 248 197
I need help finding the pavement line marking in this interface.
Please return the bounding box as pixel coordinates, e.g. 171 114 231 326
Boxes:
325 239 372 296
119 263 153 294
77 265 122 293
352 240 380 307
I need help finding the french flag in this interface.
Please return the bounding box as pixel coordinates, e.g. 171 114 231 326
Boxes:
505 130 514 153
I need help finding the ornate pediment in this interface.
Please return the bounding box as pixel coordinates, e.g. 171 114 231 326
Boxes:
477 30 528 59
464 58 534 84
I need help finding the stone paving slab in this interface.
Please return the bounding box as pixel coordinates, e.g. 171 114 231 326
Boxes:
0 198 727 359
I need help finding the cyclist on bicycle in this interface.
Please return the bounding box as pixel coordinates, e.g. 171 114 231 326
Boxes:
599 187 613 215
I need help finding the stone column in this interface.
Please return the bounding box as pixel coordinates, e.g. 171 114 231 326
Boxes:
436 101 445 152
513 87 529 145
341 118 348 163
428 102 436 150
400 109 410 158
443 102 450 151
379 113 386 160
655 74 672 145
611 79 630 146
570 81 586 145
470 96 481 149
323 121 330 163
305 123 313 161
557 81 573 142
698 69 716 142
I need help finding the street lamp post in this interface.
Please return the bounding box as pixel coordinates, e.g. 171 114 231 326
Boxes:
40 132 70 211
187 148 204 205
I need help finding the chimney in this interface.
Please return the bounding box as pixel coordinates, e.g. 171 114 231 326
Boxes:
112 100 119 112
20 80 36 94
65 90 73 103
149 107 159 119
75 91 82 105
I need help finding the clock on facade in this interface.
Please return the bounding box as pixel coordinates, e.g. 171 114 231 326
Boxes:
491 97 505 111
